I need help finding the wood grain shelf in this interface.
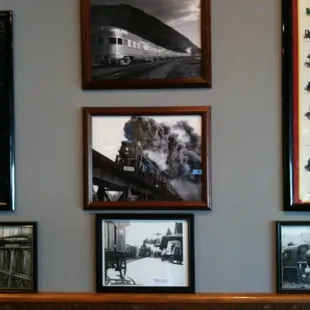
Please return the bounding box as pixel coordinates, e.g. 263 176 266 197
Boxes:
0 293 310 309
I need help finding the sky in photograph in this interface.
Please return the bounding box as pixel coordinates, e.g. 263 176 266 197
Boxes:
91 0 201 47
111 220 185 247
92 115 201 162
282 226 310 246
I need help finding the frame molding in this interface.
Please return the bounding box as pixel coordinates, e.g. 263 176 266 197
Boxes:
83 106 212 211
80 0 211 90
0 11 15 211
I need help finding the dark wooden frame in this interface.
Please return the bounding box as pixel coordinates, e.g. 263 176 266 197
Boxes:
0 222 38 293
80 0 211 90
83 106 211 210
0 11 15 211
282 0 310 211
95 213 195 293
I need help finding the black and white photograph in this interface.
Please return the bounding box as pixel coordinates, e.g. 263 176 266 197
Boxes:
83 106 211 210
80 0 211 89
0 222 37 293
95 214 195 293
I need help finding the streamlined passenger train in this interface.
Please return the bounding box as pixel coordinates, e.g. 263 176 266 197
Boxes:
91 26 191 66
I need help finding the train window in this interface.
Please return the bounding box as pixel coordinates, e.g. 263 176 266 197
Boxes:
123 38 128 46
128 39 132 47
137 43 141 49
109 37 117 45
98 37 104 45
117 38 123 45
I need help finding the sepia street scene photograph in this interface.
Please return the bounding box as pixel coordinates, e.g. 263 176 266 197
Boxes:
280 225 310 291
91 114 203 203
89 0 202 80
101 219 189 286
0 225 35 291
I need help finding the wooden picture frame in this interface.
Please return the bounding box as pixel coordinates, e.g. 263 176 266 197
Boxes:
0 11 15 211
95 213 195 293
0 222 38 293
282 0 310 211
80 0 211 90
83 106 211 211
276 221 310 294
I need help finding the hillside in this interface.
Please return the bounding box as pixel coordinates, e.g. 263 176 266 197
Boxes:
90 4 199 53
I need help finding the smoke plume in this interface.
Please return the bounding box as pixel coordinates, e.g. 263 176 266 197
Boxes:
123 116 202 199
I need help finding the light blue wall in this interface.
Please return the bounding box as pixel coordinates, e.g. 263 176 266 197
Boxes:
0 0 295 292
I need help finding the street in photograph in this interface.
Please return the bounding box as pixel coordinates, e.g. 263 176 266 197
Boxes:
102 219 188 286
90 0 202 80
92 115 202 202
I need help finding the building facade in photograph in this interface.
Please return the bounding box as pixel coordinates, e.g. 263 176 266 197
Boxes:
0 226 33 290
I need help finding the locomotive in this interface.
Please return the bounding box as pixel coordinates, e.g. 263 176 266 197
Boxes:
115 140 180 198
91 26 191 66
282 244 310 283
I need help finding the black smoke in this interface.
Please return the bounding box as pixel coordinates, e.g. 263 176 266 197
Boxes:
123 116 202 199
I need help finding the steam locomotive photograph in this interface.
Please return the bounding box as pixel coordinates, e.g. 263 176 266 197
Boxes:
90 112 203 204
277 222 310 293
0 223 37 292
95 214 194 292
86 0 204 80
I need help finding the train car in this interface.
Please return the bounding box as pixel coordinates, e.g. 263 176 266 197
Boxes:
91 26 190 66
282 244 310 283
115 140 180 198
126 244 137 258
104 220 131 282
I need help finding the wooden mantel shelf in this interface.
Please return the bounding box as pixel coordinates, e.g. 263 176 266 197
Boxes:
0 293 310 303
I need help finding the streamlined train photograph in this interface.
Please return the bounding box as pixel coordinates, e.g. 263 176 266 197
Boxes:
82 0 208 82
90 113 203 203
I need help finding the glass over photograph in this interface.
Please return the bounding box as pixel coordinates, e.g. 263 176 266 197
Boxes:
92 114 203 203
278 222 310 293
0 223 37 292
101 219 189 287
90 0 202 80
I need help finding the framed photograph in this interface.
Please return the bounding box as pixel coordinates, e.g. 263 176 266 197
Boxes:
80 0 211 90
0 11 15 211
83 106 211 210
282 0 310 211
95 213 195 293
276 221 310 293
0 222 37 293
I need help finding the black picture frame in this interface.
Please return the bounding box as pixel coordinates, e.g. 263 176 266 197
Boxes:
95 213 195 293
0 11 15 211
0 222 38 293
83 106 212 211
80 0 211 90
276 221 310 293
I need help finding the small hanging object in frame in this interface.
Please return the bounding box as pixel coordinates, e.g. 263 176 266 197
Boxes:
0 11 15 211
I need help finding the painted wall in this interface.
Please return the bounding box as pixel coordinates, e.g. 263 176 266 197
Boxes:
0 0 294 292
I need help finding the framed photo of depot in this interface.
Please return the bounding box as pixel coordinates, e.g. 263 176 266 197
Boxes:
0 222 38 293
95 213 195 293
276 221 310 293
0 11 15 211
282 0 310 211
83 106 211 211
80 0 211 90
